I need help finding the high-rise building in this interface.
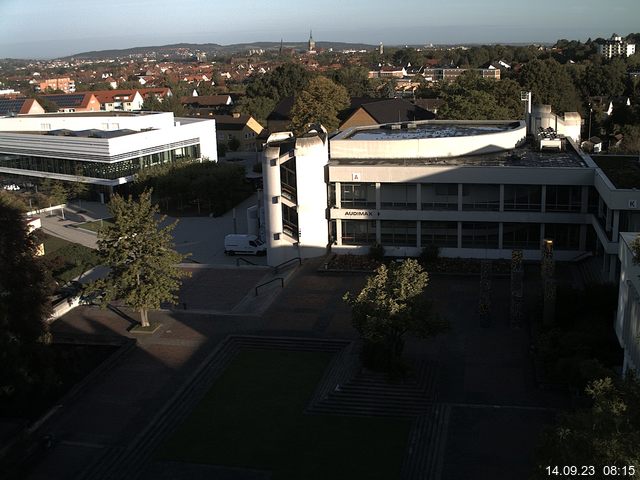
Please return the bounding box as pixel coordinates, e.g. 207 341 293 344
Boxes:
597 34 636 58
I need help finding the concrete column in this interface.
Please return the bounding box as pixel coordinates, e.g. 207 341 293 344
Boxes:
335 182 341 209
579 224 587 251
375 182 381 210
376 219 382 244
457 183 463 211
606 205 612 232
540 185 546 213
416 184 422 211
335 219 342 246
457 221 462 249
499 184 504 212
416 220 422 249
498 223 504 250
581 185 589 214
613 210 620 242
608 255 617 283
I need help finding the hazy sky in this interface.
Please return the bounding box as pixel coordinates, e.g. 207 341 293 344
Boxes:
1 0 638 59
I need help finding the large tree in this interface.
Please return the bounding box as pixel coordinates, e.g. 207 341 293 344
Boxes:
0 199 53 406
89 190 189 327
438 73 523 120
533 377 640 478
518 58 582 113
289 76 349 134
343 259 446 370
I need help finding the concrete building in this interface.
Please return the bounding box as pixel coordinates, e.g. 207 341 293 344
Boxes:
259 107 640 284
598 34 636 59
616 233 640 375
38 77 76 93
0 111 217 189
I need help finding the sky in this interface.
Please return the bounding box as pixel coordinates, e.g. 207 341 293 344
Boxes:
0 0 638 59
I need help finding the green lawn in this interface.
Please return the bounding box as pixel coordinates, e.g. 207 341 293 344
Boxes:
156 349 411 480
78 217 114 233
42 234 100 283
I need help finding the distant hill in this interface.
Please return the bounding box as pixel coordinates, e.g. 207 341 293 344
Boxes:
63 41 377 60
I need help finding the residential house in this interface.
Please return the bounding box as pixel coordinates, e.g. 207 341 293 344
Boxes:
214 113 264 152
93 90 145 111
40 93 101 112
0 97 45 116
339 98 435 130
38 77 76 93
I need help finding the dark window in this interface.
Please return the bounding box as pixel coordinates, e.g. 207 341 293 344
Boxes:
341 220 377 245
380 221 417 246
380 183 417 210
421 221 458 247
504 185 542 212
503 223 540 249
341 183 376 209
422 183 458 210
461 222 499 248
545 185 582 212
462 184 500 211
544 223 580 250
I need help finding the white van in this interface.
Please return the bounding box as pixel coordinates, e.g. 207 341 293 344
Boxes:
224 234 266 256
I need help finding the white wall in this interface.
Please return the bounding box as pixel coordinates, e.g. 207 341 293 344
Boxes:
616 233 640 375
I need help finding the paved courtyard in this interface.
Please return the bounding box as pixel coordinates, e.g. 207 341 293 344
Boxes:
22 258 566 480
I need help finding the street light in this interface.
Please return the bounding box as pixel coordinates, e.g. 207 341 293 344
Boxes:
588 105 593 141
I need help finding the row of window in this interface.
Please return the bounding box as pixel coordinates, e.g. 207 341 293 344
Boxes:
0 145 200 180
333 183 593 213
339 220 581 250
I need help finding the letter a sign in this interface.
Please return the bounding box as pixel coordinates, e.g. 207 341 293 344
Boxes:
352 173 361 181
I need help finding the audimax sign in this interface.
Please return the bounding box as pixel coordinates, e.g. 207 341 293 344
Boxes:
344 211 378 216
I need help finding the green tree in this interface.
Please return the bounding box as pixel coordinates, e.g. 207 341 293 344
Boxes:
0 199 53 408
518 59 582 113
245 63 312 103
533 377 640 478
343 259 446 370
88 190 190 327
234 96 276 125
631 234 640 264
438 73 522 120
289 76 349 134
332 66 375 97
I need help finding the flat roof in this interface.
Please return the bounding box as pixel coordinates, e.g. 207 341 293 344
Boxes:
329 142 588 168
592 155 640 189
345 122 519 141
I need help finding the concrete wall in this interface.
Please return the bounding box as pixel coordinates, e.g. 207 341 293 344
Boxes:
331 120 527 160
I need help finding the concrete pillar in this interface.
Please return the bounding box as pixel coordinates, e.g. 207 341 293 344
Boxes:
376 219 381 244
335 219 342 246
457 221 462 249
416 184 422 211
540 185 546 213
606 206 612 232
375 182 381 210
579 225 587 252
416 220 422 249
457 183 463 211
613 210 620 242
499 184 504 212
498 222 504 250
335 182 341 209
581 185 589 214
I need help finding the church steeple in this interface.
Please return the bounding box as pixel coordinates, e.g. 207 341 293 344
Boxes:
308 29 316 53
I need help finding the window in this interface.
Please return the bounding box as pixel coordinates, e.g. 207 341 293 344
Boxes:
282 204 298 240
544 223 580 250
545 186 582 212
504 185 542 211
503 223 540 249
461 222 499 248
341 183 376 209
341 220 376 245
421 221 457 247
380 221 417 246
462 184 500 211
380 183 416 210
422 184 458 210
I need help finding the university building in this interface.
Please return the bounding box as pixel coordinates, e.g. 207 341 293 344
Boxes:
0 111 216 190
261 107 640 285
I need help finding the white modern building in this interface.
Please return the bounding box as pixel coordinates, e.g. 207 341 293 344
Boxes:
597 34 636 59
616 233 640 375
260 107 640 286
0 111 217 189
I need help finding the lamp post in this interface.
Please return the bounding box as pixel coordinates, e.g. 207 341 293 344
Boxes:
588 104 593 141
